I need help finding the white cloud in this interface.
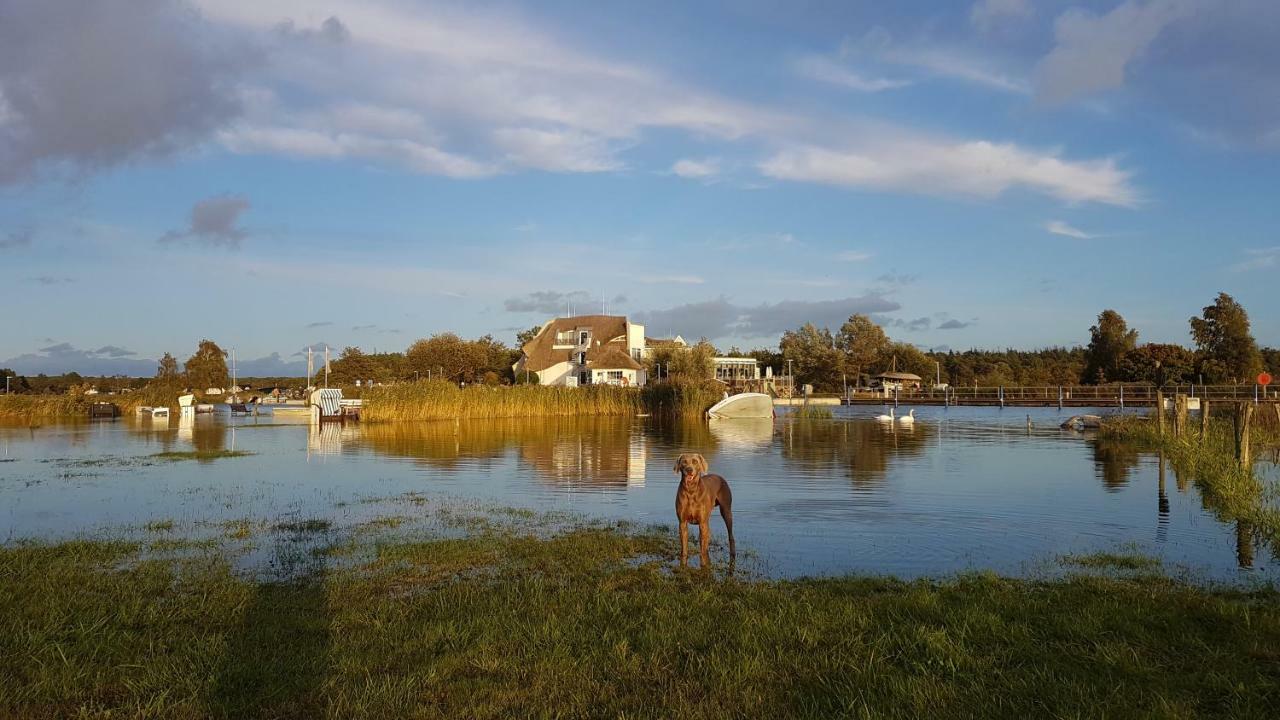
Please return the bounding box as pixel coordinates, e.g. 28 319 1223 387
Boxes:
970 0 1033 32
1044 220 1095 239
1036 0 1203 105
841 30 1028 94
760 137 1137 207
793 55 910 93
494 127 622 172
638 275 706 285
837 250 873 262
671 158 720 179
1231 246 1280 272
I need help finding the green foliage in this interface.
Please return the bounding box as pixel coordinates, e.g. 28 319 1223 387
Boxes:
1190 293 1264 383
515 325 543 347
837 313 890 384
184 339 229 391
881 341 933 380
1119 343 1196 386
780 323 842 391
155 352 180 381
1082 309 1138 384
404 333 517 384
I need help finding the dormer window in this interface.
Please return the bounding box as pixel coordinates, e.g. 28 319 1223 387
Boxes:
578 330 590 345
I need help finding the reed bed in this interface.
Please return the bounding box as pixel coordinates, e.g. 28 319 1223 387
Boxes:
0 384 182 423
361 379 724 422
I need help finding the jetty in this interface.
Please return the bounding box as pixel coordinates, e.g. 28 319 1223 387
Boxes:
840 384 1279 408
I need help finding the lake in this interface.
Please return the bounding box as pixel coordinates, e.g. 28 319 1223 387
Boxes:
1 405 1275 581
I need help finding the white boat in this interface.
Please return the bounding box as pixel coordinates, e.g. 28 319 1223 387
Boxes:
150 407 170 419
706 392 775 419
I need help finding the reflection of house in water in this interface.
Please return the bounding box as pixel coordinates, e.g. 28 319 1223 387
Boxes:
308 423 361 458
628 433 646 487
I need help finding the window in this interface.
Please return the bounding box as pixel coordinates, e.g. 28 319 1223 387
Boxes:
579 331 590 345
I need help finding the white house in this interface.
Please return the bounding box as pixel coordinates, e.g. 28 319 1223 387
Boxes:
514 315 648 387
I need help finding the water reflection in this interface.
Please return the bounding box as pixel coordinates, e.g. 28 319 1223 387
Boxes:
779 418 934 486
1088 436 1142 492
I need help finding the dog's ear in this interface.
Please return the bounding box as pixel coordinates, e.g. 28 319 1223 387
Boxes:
673 454 686 473
693 453 708 475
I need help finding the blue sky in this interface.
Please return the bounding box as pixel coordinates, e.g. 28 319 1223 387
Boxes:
2 0 1277 375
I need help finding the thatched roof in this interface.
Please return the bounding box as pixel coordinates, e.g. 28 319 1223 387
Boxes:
587 348 642 370
519 315 629 373
874 371 922 381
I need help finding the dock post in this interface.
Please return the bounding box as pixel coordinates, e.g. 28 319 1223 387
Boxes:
1119 385 1124 410
998 386 1004 408
1057 386 1063 411
1200 399 1210 437
894 388 899 408
1174 394 1188 437
1233 402 1253 469
1156 390 1165 435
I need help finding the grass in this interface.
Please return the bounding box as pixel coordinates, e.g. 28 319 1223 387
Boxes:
789 404 834 419
2 522 1279 719
0 383 185 422
361 379 725 422
1100 412 1280 552
1060 550 1161 571
151 450 254 462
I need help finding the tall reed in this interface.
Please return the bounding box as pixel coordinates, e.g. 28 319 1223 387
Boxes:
361 379 725 422
0 383 186 422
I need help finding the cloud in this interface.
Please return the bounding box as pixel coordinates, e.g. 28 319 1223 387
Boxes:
875 272 917 286
3 342 157 376
938 319 975 329
1044 220 1096 239
159 195 251 247
1036 0 1202 106
793 55 910 93
306 321 334 329
635 293 901 340
886 316 932 332
1 228 34 248
638 275 705 285
1231 246 1280 272
28 276 74 285
970 0 1032 32
275 15 350 44
352 324 377 331
842 29 1028 94
494 127 622 173
671 158 720 179
760 138 1137 206
0 0 246 184
504 290 593 314
837 250 873 262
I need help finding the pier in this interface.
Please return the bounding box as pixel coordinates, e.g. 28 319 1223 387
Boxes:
837 384 1279 408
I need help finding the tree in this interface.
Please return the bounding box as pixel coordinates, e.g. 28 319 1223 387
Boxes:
156 353 181 382
184 340 229 391
668 340 716 380
330 347 380 385
780 323 842 392
515 325 543 347
1190 293 1263 384
837 314 889 387
880 342 933 380
1082 310 1138 384
1119 344 1196 386
405 333 487 383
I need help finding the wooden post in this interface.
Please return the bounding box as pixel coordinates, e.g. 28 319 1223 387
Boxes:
1156 390 1165 435
1200 399 1210 437
1233 402 1253 469
1174 394 1188 437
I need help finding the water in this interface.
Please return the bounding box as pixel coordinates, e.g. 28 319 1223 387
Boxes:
1 405 1275 581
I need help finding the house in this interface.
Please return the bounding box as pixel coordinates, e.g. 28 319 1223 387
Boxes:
713 357 760 383
514 315 648 387
641 335 686 357
871 371 923 393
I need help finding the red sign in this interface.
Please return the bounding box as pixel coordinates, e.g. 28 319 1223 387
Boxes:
1260 373 1273 386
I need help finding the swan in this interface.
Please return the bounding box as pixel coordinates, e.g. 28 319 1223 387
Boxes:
897 409 916 424
875 408 895 422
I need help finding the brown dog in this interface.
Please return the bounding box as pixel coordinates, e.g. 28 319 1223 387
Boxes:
673 453 735 567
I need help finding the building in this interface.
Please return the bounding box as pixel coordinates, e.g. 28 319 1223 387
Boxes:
713 356 760 383
871 371 923 393
514 315 648 387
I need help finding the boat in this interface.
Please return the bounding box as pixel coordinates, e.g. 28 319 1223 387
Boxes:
706 392 775 419
195 404 216 414
150 407 169 419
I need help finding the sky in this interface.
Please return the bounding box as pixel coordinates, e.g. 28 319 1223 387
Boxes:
1 0 1278 376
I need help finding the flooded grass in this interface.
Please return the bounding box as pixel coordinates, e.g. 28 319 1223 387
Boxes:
2 520 1279 719
144 519 175 532
272 519 333 534
151 450 254 462
1060 550 1161 571
789 405 834 419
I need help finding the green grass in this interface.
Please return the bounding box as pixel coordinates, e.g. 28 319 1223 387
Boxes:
789 404 834 419
2 523 1279 719
1060 550 1161 571
151 450 254 462
144 519 176 533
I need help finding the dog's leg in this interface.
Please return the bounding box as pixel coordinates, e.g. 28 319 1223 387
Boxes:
679 520 689 566
698 513 711 567
720 502 735 559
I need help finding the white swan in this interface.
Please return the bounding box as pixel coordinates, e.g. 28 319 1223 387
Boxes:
897 409 916 424
875 408 895 422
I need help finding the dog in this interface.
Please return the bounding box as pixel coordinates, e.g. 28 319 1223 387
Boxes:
673 453 735 567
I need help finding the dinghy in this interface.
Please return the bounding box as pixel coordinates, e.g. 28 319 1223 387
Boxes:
706 392 775 419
